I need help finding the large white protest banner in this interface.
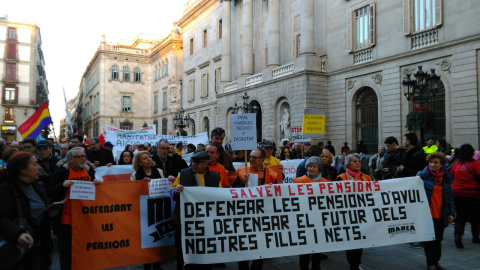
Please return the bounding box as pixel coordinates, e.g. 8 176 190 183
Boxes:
180 177 434 264
113 132 209 148
105 126 157 160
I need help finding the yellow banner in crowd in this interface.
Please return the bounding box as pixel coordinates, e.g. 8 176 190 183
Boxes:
71 181 176 269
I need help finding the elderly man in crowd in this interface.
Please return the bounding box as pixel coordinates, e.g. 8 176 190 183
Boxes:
171 151 221 270
152 139 188 179
49 147 101 270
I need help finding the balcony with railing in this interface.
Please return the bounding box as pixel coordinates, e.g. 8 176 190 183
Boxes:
353 48 373 65
245 73 263 87
411 29 438 50
272 63 294 79
224 81 238 92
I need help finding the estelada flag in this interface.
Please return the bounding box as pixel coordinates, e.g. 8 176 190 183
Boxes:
18 102 52 139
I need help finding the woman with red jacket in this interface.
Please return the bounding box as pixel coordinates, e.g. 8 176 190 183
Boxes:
450 144 480 248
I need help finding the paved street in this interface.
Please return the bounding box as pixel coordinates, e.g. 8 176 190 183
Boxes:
51 223 480 270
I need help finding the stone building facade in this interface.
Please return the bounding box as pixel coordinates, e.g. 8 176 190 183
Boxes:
0 18 49 142
77 31 183 138
176 0 480 152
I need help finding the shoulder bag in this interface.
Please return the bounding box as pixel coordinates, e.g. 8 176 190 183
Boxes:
0 187 32 269
462 162 480 185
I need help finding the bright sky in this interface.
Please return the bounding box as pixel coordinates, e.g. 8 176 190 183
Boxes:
4 0 186 138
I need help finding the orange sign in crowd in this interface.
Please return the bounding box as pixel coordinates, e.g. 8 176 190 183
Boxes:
71 181 176 269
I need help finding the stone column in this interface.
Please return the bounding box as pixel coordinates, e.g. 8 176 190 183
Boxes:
241 0 253 75
300 0 315 56
221 0 232 82
267 0 280 67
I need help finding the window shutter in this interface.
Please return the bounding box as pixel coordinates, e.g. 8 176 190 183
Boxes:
347 10 353 52
15 86 19 104
206 73 209 97
403 0 411 35
371 3 376 46
435 0 442 27
192 79 195 100
292 35 297 60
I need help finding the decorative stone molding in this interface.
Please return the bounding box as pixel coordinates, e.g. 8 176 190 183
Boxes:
212 54 222 62
347 80 356 90
372 73 382 85
198 60 210 69
185 68 196 75
437 59 451 73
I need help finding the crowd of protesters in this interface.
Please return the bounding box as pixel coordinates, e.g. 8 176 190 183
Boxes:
0 129 479 270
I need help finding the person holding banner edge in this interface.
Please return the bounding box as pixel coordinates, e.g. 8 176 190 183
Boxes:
48 147 101 270
232 148 278 270
417 152 455 270
335 153 373 270
171 151 221 270
130 151 165 270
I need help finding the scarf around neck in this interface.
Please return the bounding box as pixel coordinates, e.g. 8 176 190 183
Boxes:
428 167 445 178
346 168 362 179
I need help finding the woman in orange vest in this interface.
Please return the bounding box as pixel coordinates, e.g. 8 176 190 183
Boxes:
293 156 329 270
335 153 372 270
294 156 329 184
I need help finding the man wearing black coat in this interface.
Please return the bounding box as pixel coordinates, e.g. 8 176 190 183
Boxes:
396 133 428 177
86 137 114 167
152 139 188 179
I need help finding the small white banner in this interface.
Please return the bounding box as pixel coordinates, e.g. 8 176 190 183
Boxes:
70 180 95 200
291 126 311 143
230 114 257 151
180 177 435 264
148 178 173 198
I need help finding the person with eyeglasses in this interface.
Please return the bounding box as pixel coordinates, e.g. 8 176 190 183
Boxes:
152 139 188 181
210 127 235 172
86 137 114 167
232 148 278 270
48 147 102 270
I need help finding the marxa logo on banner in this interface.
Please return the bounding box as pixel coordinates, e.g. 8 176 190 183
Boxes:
146 197 175 242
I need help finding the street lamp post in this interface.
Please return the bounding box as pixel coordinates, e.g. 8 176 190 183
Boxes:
401 65 441 143
174 108 190 135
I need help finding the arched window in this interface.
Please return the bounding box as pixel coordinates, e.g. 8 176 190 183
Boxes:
123 66 130 82
134 68 142 83
413 80 446 141
111 65 119 81
356 87 378 154
120 119 133 130
203 117 210 135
